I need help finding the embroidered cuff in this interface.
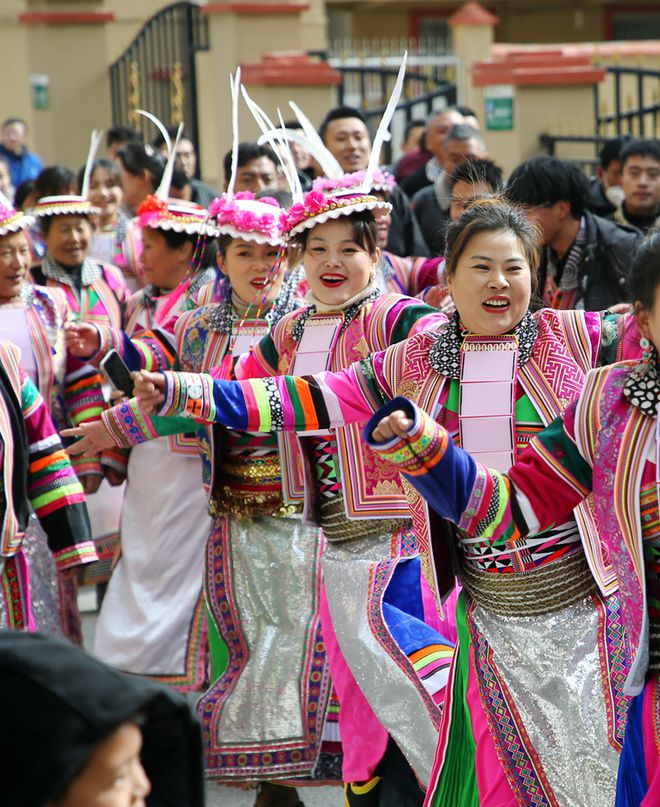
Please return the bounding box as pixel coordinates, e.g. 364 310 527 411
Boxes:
88 325 121 366
101 399 159 447
157 371 217 421
72 455 103 477
364 397 449 476
100 447 130 474
54 541 98 571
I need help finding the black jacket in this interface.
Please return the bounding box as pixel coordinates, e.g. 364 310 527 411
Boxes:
586 178 616 219
541 212 640 311
410 185 450 257
385 184 430 258
0 632 205 807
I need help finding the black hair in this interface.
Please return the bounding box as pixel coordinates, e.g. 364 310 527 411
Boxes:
449 158 504 193
319 106 369 142
35 165 76 199
151 125 179 150
293 209 378 257
404 119 426 141
455 105 478 121
444 124 483 146
256 188 292 208
620 138 660 170
170 167 190 191
444 195 541 293
106 125 143 149
147 226 218 269
2 117 26 131
599 135 632 169
75 158 121 194
506 156 589 219
222 142 278 184
14 179 36 210
282 120 303 131
116 142 165 190
629 230 660 310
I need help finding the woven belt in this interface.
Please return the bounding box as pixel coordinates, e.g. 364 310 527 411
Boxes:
461 549 597 616
319 495 408 545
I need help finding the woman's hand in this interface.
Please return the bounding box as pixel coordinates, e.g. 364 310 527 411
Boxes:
104 467 126 487
80 474 103 495
370 410 413 443
607 302 633 315
133 371 166 414
64 322 100 358
61 421 117 457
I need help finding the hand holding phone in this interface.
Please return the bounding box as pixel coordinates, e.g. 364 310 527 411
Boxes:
100 350 135 398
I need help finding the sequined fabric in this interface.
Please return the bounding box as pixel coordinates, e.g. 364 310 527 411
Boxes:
323 533 439 786
200 514 329 781
472 597 619 806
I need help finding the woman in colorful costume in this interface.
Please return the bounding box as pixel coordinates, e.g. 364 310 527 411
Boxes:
66 156 220 688
73 173 455 805
365 228 660 807
84 155 142 291
0 200 86 637
0 339 96 633
122 198 640 807
270 107 443 301
68 90 328 807
67 63 456 802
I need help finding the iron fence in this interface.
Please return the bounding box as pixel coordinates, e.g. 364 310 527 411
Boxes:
109 2 209 159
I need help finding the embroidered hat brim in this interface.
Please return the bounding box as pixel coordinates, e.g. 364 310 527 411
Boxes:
213 224 281 245
286 196 391 239
138 198 220 237
0 210 34 238
32 195 99 218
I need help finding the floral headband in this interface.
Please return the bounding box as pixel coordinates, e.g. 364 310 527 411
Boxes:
137 195 219 236
280 171 392 239
312 169 396 195
208 191 283 245
0 204 33 238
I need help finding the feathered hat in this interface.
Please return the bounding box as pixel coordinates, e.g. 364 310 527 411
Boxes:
208 69 284 247
247 54 407 240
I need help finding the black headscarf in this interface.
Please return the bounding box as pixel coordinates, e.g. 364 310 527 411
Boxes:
0 632 205 807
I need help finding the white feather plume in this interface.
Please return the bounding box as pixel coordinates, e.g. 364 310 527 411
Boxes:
240 85 303 202
226 68 241 201
288 101 343 179
361 52 407 194
81 129 104 199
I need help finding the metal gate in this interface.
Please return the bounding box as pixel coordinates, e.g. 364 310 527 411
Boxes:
109 2 209 152
319 42 459 162
540 64 660 170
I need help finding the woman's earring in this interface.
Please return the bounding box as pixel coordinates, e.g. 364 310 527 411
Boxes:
641 336 652 361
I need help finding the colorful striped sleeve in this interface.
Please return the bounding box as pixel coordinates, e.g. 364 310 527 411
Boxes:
364 397 592 547
154 361 380 433
91 325 177 372
101 398 196 448
21 373 96 570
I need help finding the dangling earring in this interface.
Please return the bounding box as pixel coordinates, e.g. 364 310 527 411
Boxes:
641 336 652 362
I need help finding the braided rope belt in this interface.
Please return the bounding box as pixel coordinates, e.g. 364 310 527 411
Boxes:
319 496 408 544
461 549 597 616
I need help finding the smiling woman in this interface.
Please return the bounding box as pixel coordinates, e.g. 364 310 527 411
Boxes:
86 195 647 807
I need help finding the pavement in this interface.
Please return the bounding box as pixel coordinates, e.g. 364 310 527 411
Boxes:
79 588 343 807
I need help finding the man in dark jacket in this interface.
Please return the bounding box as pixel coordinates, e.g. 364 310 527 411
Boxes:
507 155 640 310
319 106 430 256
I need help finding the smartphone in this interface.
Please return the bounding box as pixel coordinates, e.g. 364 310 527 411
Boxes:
100 350 135 398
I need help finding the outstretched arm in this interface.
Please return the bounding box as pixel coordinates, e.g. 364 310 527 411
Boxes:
365 397 592 543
